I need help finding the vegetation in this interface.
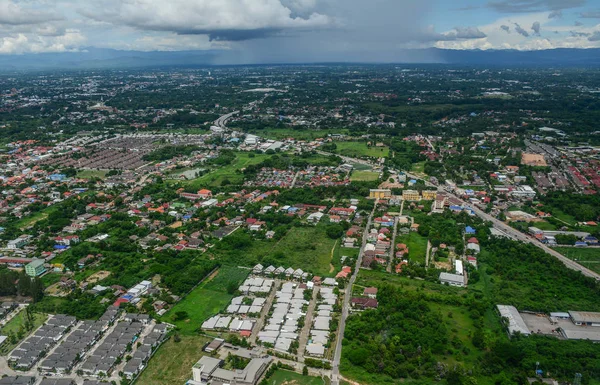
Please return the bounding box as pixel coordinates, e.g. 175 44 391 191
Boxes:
161 266 248 335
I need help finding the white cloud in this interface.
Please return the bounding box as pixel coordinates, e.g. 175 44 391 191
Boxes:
0 0 62 25
0 29 85 54
78 0 334 41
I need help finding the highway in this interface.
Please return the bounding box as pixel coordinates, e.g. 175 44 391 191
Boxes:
214 110 239 128
331 203 377 385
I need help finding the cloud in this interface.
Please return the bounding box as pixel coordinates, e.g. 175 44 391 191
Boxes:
548 10 562 19
531 21 541 35
79 0 334 41
589 31 600 41
440 27 487 40
575 21 584 26
580 11 600 18
488 0 585 13
514 23 530 37
0 29 85 54
501 25 511 33
0 0 62 25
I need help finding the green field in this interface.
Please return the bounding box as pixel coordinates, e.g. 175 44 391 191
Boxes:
395 231 428 265
183 152 270 188
268 369 330 385
334 141 389 158
76 170 108 179
0 309 47 354
553 247 600 274
135 335 211 385
245 128 350 141
350 170 379 182
411 161 425 174
211 225 338 277
161 266 249 335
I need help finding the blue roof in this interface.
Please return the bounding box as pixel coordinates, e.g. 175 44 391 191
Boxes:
54 245 68 249
465 226 476 234
449 205 463 210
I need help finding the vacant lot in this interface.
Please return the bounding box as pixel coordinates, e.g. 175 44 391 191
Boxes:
396 231 428 265
161 266 249 335
0 310 47 354
335 142 389 158
553 247 600 274
135 335 211 385
268 369 330 385
185 152 270 188
350 171 379 182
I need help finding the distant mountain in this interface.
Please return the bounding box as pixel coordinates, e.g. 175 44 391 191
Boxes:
0 47 599 71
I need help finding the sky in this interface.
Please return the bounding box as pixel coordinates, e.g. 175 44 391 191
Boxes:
1 0 600 61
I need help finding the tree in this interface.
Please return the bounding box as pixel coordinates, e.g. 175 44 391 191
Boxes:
302 365 308 376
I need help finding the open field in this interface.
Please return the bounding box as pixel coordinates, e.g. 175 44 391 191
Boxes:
161 266 249 335
268 369 330 385
395 231 428 265
135 335 211 385
211 225 338 277
350 171 379 182
184 152 270 188
0 310 47 354
334 141 389 158
411 161 425 174
76 169 108 179
245 128 350 141
553 247 600 274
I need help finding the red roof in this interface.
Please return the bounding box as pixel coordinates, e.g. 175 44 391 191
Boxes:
467 237 479 244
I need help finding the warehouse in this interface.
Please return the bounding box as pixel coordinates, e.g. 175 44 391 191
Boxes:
569 311 600 327
497 305 531 337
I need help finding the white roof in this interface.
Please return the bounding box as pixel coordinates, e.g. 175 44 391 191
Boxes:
497 305 530 336
306 343 325 356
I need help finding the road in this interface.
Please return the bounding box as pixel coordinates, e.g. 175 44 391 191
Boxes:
331 202 377 385
249 280 279 345
214 111 239 128
296 287 319 362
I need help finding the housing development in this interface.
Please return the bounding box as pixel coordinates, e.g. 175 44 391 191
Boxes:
0 66 599 385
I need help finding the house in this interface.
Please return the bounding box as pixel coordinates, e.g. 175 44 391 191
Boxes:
467 243 481 254
350 297 378 309
465 226 476 235
363 287 378 299
198 189 213 199
7 235 32 249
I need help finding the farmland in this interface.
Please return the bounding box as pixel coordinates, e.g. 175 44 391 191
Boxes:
160 266 249 335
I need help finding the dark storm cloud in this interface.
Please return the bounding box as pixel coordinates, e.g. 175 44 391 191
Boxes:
548 10 562 19
531 21 541 35
589 31 600 41
488 0 585 13
580 11 600 18
501 25 511 33
514 23 530 37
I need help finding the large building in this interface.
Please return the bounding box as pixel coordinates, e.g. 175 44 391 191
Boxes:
439 272 466 287
369 189 391 199
25 259 46 277
189 354 272 385
569 311 600 327
421 190 437 200
402 190 420 201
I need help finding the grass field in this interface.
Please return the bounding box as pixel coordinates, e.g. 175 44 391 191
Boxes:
76 170 108 179
211 225 338 277
350 170 379 182
411 161 425 174
135 335 211 385
161 266 249 335
268 369 330 385
245 128 350 141
334 142 389 158
0 310 47 354
13 210 52 230
553 247 600 274
184 152 270 189
395 231 428 265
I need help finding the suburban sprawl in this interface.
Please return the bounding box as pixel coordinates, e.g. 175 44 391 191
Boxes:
0 66 599 385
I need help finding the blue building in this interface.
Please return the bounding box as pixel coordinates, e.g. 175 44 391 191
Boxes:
465 226 476 235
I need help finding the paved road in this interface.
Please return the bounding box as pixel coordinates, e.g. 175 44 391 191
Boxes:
331 203 377 385
296 287 319 361
249 279 279 345
214 111 239 128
